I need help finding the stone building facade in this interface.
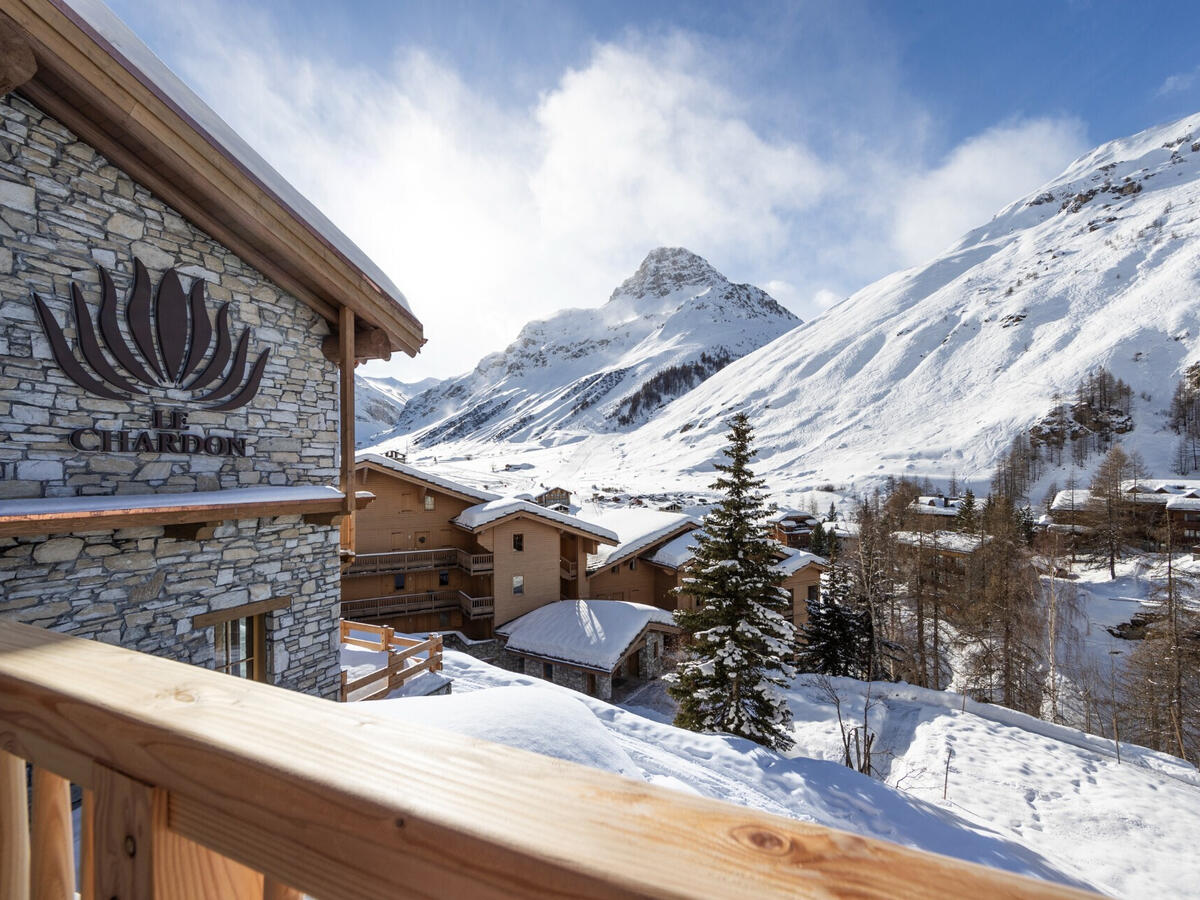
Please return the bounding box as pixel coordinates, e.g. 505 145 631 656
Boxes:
0 93 345 696
497 629 670 702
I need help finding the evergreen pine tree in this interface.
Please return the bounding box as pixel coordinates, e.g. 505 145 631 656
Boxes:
798 564 873 678
669 413 797 751
956 488 978 534
808 520 828 558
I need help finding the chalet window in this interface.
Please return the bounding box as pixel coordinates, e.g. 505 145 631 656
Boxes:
628 559 637 570
542 662 554 680
214 614 263 681
610 565 618 575
438 570 450 587
513 532 524 552
807 585 819 603
424 494 435 511
513 575 524 595
586 672 596 695
394 573 406 591
438 611 451 628
194 597 289 684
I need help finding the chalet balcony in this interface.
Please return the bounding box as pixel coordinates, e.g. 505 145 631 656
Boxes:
345 547 494 577
341 590 495 621
0 622 1091 899
560 557 579 580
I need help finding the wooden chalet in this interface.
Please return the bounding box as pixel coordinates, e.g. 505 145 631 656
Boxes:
341 453 617 637
586 508 829 631
770 509 822 549
534 485 572 510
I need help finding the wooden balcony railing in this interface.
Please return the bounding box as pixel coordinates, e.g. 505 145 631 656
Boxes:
0 622 1094 899
341 590 494 621
560 557 579 580
345 548 494 576
339 620 444 701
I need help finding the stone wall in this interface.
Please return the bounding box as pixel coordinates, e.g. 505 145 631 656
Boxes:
0 94 344 697
0 517 341 696
0 93 338 500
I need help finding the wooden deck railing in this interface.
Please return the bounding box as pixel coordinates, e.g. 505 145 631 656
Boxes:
0 622 1096 899
341 590 494 620
560 557 579 580
345 548 494 576
339 620 444 701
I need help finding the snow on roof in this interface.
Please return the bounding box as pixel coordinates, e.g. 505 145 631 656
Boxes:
0 484 343 518
775 547 829 576
357 453 500 503
67 0 412 316
647 529 703 569
585 508 699 570
1123 478 1200 495
495 600 676 671
453 498 618 544
893 530 986 554
1050 489 1093 512
1166 496 1200 511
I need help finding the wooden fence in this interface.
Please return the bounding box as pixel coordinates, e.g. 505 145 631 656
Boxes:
0 621 1097 899
339 620 444 701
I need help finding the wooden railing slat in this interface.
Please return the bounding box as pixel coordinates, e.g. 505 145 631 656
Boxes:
31 767 73 900
0 623 1095 900
92 763 155 899
1 750 30 900
154 791 262 899
80 789 95 900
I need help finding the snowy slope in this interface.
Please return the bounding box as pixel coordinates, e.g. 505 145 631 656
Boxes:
382 114 1200 503
605 114 1200 494
390 248 799 444
371 649 1200 896
355 374 440 446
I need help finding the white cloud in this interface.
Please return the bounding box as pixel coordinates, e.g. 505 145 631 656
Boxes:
1156 65 1200 97
890 118 1088 266
100 2 1090 380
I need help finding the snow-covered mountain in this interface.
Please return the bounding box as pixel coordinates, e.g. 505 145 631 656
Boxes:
615 114 1200 495
376 112 1200 501
388 248 799 445
355 375 440 446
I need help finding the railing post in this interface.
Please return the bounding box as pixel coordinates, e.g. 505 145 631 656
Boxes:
31 767 73 900
1 750 30 900
92 764 154 899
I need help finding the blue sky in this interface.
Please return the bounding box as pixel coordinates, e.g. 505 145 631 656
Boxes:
107 0 1200 379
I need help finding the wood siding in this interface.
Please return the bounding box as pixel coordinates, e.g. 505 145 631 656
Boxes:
352 467 480 555
492 517 562 626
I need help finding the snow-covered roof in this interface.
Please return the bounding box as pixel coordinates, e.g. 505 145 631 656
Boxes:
1123 478 1200 495
1165 496 1200 511
775 547 829 576
1050 489 1094 512
893 530 986 554
357 453 500 504
0 484 342 518
647 529 703 570
584 508 700 570
453 498 618 544
68 0 412 316
911 504 961 517
495 600 676 670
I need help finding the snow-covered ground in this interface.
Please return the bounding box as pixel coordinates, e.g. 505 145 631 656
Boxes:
364 648 1199 897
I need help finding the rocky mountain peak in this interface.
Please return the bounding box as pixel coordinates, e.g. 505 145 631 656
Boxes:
611 247 725 301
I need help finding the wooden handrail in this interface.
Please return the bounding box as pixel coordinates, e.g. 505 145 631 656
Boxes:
345 548 495 576
0 622 1094 899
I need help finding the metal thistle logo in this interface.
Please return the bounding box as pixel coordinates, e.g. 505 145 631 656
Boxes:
33 258 270 411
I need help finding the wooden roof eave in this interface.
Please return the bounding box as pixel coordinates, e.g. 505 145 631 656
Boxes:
1 3 423 360
456 509 619 546
356 460 494 506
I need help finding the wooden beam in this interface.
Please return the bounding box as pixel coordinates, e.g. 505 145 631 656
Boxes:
0 623 1097 900
192 596 292 630
339 306 355 516
31 767 73 900
0 13 36 96
0 750 30 900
